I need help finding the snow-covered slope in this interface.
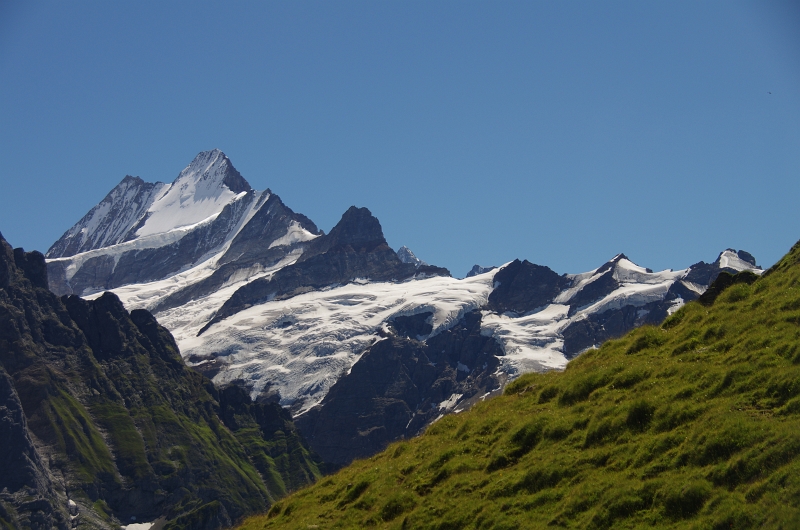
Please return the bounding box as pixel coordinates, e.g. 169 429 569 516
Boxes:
44 150 764 464
134 149 249 238
152 270 494 414
47 149 249 259
91 245 760 417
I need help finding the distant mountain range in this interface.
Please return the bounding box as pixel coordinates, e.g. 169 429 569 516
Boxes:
44 150 762 467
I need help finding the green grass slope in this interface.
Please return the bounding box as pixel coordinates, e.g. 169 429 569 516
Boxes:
239 241 800 529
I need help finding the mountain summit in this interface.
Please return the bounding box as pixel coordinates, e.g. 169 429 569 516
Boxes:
46 149 249 259
42 151 762 466
397 246 427 268
132 149 251 238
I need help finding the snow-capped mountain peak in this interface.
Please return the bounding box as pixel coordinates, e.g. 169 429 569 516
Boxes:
45 176 169 258
397 246 427 268
134 150 251 238
46 149 253 259
716 249 760 272
175 149 250 194
46 151 325 299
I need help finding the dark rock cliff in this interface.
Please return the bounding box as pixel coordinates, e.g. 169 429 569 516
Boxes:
488 259 571 315
0 365 67 529
0 232 320 529
295 310 504 468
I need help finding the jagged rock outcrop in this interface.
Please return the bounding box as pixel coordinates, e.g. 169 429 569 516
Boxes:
199 206 449 334
559 251 763 356
698 270 760 306
295 310 505 468
0 232 320 529
466 264 495 278
151 192 321 314
396 246 427 268
488 259 571 315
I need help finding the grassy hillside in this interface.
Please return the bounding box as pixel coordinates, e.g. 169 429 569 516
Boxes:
238 241 800 529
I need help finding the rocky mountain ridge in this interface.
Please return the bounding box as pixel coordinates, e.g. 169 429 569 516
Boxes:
0 232 320 529
43 150 762 466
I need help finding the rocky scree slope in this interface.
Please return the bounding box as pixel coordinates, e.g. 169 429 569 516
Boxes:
239 240 800 529
44 151 761 468
0 232 320 529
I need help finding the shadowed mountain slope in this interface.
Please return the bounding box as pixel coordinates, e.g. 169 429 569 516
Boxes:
0 232 320 529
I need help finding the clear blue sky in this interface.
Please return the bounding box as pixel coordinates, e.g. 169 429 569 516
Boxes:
1 1 798 277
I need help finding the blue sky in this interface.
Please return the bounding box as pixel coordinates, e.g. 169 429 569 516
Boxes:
1 1 798 277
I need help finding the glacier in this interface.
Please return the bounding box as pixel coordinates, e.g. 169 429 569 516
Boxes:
46 150 764 422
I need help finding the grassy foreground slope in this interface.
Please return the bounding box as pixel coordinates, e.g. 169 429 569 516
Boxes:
239 242 800 530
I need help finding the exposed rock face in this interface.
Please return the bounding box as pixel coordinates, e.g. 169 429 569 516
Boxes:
46 150 319 299
151 193 320 315
295 310 505 468
466 264 496 278
698 270 760 306
0 232 320 529
12 248 49 290
216 384 319 494
218 192 317 267
48 150 251 261
562 303 664 357
558 250 762 357
47 190 258 296
565 261 622 315
0 366 67 529
46 176 167 259
488 259 571 314
397 246 427 268
200 207 449 334
684 249 757 286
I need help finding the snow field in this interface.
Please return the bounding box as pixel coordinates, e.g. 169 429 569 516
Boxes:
49 149 766 419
